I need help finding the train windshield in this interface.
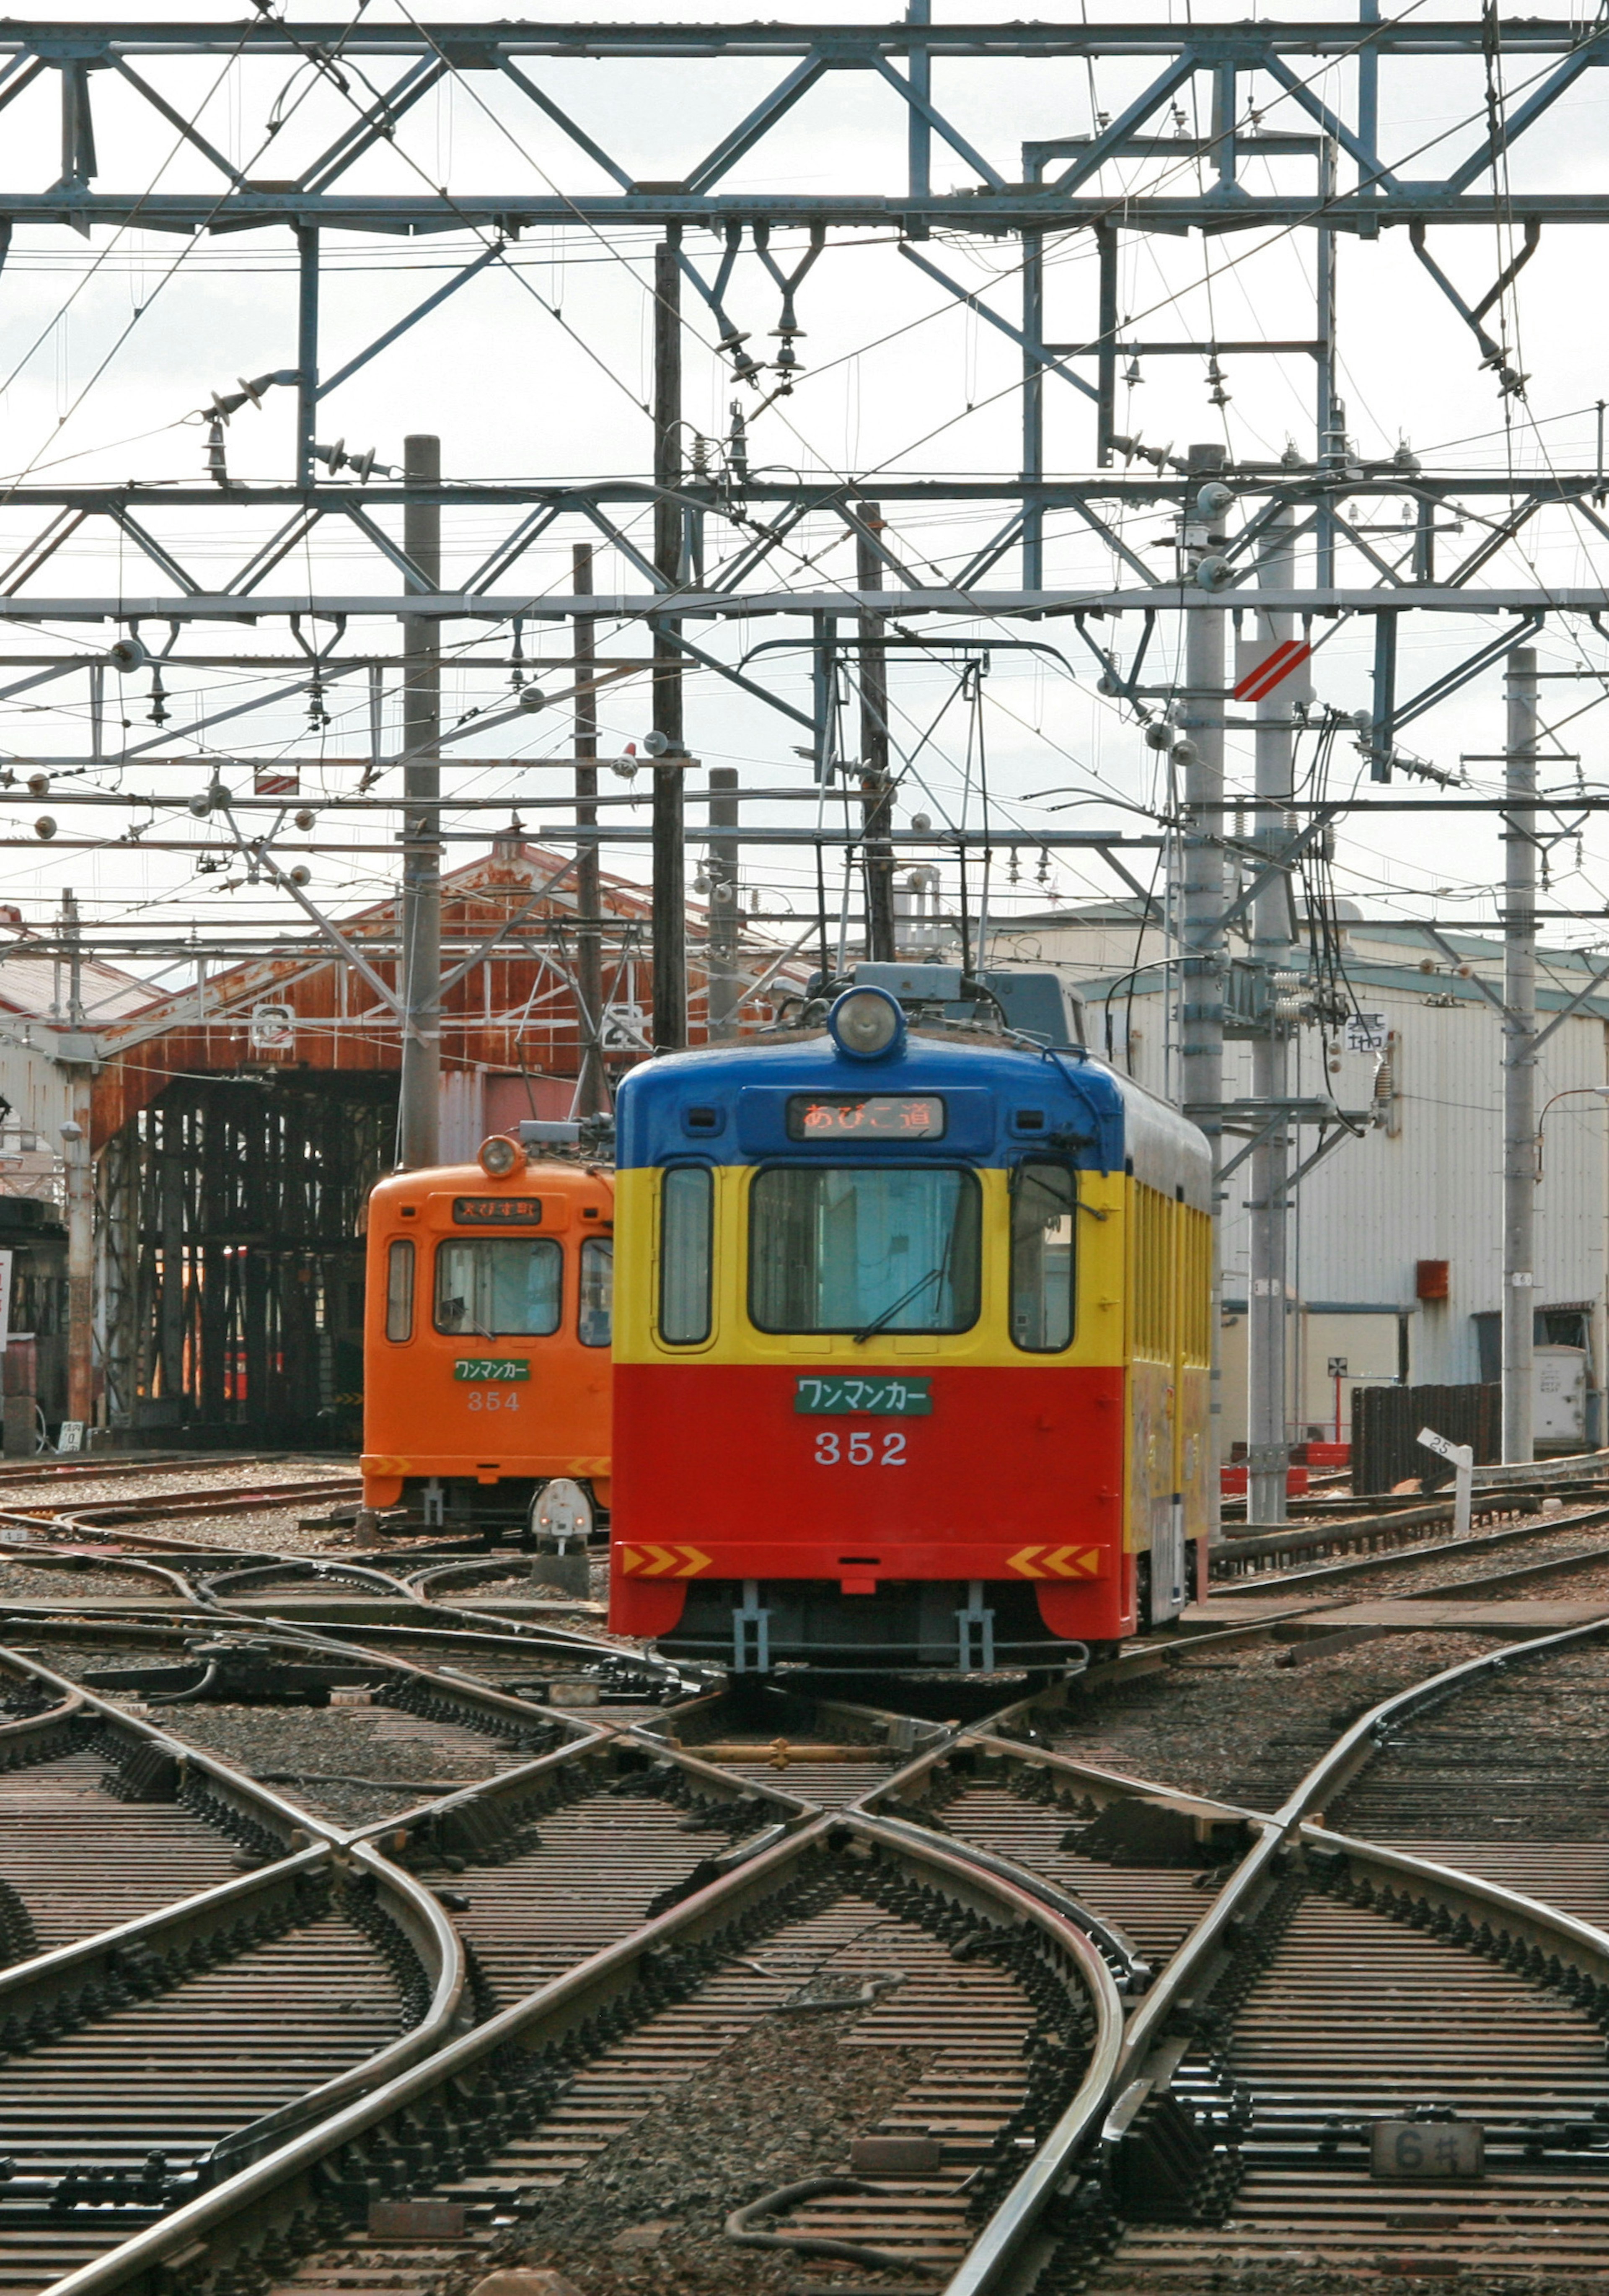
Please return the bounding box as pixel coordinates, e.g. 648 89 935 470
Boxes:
435 1238 562 1337
749 1166 980 1336
1009 1161 1077 1351
579 1235 613 1348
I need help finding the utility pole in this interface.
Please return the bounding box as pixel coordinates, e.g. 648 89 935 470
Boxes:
1503 645 1538 1463
652 233 687 1051
1246 506 1298 1526
855 501 897 963
707 768 741 1036
398 432 441 1169
1180 445 1229 1561
572 543 608 1115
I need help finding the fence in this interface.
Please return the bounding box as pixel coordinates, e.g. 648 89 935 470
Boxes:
1352 1382 1502 1495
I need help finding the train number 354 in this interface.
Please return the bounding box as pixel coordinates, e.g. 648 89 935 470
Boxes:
814 1430 907 1466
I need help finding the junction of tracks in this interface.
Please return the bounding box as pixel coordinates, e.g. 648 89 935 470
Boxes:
1 1454 1609 2295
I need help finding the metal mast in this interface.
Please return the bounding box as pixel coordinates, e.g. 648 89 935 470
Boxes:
1246 505 1299 1525
397 431 441 1170
651 233 687 1052
1502 646 1538 1463
1180 445 1229 1554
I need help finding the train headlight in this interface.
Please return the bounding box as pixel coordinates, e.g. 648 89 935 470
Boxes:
477 1133 521 1179
533 1477 593 1547
828 986 904 1062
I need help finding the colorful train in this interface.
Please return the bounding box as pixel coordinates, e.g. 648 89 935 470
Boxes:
360 1121 614 1542
607 977 1213 1673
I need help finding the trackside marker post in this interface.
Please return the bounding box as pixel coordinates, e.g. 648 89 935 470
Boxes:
1418 1425 1473 1538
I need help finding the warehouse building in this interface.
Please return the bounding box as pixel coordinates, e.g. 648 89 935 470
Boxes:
988 904 1609 1450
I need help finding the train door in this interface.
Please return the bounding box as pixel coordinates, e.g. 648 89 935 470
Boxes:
1150 1187 1188 1622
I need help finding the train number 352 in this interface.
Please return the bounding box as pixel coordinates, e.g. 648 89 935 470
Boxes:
814 1430 907 1466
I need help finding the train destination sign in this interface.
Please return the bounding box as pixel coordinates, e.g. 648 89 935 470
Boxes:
794 1376 933 1416
455 1359 532 1381
453 1197 543 1226
786 1094 944 1141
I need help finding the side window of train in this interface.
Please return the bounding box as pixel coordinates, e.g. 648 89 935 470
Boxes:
385 1238 415 1343
659 1166 713 1345
579 1236 613 1348
1009 1161 1076 1352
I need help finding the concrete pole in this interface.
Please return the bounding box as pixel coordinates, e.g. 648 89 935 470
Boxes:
62 1071 93 1429
1180 444 1229 1544
1247 506 1296 1525
651 234 688 1051
398 432 441 1169
854 501 897 963
572 543 608 1116
707 768 741 1037
1503 645 1538 1463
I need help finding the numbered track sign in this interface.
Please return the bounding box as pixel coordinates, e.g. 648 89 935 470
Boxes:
1370 2121 1485 2180
794 1375 932 1417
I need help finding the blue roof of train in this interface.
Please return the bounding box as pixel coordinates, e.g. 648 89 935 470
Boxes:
617 1029 1133 1172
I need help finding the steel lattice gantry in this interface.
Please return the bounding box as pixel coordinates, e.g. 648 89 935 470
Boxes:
0 10 1602 649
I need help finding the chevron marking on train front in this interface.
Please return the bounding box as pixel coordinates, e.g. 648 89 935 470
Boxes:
1046 1545 1101 1577
673 1547 712 1576
1008 1546 1048 1578
639 1544 680 1576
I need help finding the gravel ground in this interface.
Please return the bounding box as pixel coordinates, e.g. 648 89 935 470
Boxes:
2 1631 183 1673
0 1456 360 1557
0 1557 180 1601
0 1455 354 1501
1050 1632 1494 1809
127 1700 520 1829
443 2011 935 2296
1451 1548 1609 1603
1219 1503 1609 1604
135 1508 360 1555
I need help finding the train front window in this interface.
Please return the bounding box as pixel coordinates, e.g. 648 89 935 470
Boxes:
385 1239 415 1342
435 1239 561 1337
579 1236 613 1348
660 1167 713 1345
749 1166 980 1337
1010 1161 1077 1352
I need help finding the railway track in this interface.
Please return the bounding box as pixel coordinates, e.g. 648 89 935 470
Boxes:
1048 1621 1609 2289
9 1757 1121 2296
7 1456 1609 2292
0 1648 466 2296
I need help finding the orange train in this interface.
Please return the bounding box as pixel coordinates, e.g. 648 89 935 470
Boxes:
360 1122 615 1541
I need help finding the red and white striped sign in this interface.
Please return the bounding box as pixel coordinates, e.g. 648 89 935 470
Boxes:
1234 637 1312 703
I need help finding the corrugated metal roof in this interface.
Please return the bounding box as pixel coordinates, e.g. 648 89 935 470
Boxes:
0 937 150 1024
